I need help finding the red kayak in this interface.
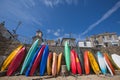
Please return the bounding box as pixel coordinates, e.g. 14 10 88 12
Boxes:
75 52 82 75
7 47 26 76
29 45 45 76
70 49 77 74
84 51 90 75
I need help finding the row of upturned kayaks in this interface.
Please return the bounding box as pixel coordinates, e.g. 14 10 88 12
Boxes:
1 39 120 76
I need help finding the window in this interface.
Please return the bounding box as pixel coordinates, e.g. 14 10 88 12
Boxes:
102 36 105 40
112 35 114 40
109 35 112 40
113 44 118 46
84 42 86 46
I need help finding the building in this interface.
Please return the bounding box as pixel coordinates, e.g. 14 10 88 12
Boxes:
0 21 17 40
89 32 119 47
61 38 76 46
56 38 61 46
32 30 43 45
78 40 93 47
46 40 56 46
118 36 120 46
118 36 120 40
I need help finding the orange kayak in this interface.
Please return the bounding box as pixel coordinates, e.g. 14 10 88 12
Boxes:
57 53 62 74
52 52 57 76
84 51 90 75
104 53 115 75
47 52 53 75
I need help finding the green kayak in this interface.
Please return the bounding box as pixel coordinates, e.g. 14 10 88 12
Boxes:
64 41 70 71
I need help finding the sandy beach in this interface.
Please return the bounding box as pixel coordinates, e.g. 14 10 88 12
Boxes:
0 75 120 80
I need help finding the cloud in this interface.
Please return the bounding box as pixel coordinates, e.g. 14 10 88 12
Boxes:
117 21 120 24
47 28 63 37
43 0 61 8
81 1 120 36
32 18 42 26
57 29 61 32
47 29 54 33
47 29 51 33
56 33 83 42
53 29 61 36
42 0 78 8
0 0 42 27
64 33 69 37
54 31 60 36
20 0 36 8
60 33 78 38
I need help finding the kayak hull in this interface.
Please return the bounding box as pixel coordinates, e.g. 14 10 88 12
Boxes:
40 45 49 76
1 45 23 71
7 47 26 76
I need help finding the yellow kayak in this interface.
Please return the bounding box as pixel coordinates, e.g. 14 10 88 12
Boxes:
88 51 101 74
1 45 23 71
57 53 63 74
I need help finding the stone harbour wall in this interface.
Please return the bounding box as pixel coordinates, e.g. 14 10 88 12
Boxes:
0 34 21 66
0 34 120 68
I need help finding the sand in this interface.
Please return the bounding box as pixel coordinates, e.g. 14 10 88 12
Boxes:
0 75 120 80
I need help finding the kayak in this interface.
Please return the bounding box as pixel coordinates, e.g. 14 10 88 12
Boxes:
47 52 53 75
97 51 107 74
112 54 120 69
7 47 26 76
70 49 77 74
52 52 57 76
57 53 63 74
75 52 82 75
1 45 23 71
64 41 70 71
104 53 115 76
88 51 101 75
25 45 43 76
40 45 49 76
76 45 84 74
106 53 120 70
20 39 39 74
84 50 90 75
29 45 45 76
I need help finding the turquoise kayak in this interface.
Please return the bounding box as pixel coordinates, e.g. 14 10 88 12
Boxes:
97 51 107 74
64 41 70 71
25 45 42 76
20 39 39 74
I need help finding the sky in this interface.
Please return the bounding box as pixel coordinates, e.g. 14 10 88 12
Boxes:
0 0 120 42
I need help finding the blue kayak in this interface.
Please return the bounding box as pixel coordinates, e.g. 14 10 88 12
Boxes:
40 45 49 76
25 45 42 76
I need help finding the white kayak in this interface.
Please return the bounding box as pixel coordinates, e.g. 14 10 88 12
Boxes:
111 54 120 68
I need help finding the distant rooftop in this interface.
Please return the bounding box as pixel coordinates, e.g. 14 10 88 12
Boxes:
91 32 116 38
